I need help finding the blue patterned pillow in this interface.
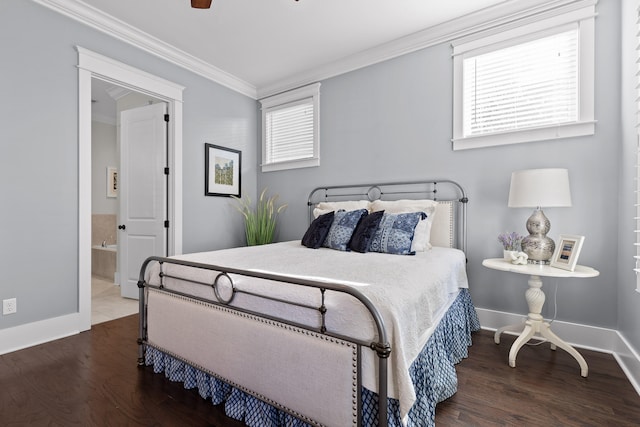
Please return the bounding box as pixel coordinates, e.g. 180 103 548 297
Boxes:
301 211 335 249
323 209 368 251
369 212 425 255
349 210 385 253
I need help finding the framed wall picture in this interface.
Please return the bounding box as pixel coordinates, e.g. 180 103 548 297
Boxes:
550 234 585 271
205 143 241 197
107 167 118 198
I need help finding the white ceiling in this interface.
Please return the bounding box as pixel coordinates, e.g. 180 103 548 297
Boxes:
91 78 118 125
79 0 508 95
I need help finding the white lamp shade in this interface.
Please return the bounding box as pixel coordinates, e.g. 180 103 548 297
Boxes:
508 168 572 208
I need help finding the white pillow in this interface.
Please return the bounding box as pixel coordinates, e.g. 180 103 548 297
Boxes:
429 201 454 248
412 219 432 251
313 200 370 218
368 199 438 251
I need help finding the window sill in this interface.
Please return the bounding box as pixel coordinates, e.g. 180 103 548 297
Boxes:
452 121 596 151
261 157 320 173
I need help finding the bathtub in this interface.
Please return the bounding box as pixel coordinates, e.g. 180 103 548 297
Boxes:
94 244 117 252
92 244 117 281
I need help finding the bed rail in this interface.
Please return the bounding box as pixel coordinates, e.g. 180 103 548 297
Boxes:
307 179 468 253
137 255 392 427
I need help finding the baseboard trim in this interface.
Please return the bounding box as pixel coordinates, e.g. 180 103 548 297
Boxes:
477 308 640 396
2 308 639 397
611 332 640 397
0 313 80 355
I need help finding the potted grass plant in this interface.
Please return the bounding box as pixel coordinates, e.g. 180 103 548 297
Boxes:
231 188 287 246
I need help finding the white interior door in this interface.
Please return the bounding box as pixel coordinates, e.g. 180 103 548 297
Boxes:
119 102 167 299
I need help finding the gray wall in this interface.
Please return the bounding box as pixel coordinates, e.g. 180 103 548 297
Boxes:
0 0 256 329
260 0 624 331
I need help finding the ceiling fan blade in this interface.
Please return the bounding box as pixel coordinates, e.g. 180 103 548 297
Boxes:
191 0 212 8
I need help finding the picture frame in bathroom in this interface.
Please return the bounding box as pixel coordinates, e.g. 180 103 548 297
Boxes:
107 167 118 198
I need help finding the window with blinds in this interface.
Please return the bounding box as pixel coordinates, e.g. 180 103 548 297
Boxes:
463 29 578 137
260 83 320 172
451 5 595 150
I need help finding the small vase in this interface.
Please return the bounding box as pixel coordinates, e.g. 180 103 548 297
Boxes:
503 250 517 261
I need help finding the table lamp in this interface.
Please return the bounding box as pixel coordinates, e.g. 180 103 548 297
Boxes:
508 168 572 264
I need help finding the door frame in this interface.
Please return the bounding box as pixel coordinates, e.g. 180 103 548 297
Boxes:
78 46 184 331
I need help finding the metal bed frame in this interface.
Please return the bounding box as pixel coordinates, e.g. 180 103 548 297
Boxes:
137 179 468 427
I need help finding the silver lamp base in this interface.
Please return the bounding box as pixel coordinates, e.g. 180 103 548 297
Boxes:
522 208 555 264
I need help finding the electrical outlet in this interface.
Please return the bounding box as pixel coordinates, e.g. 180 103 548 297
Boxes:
3 298 17 315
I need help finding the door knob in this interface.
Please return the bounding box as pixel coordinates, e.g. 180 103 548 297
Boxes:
118 224 126 230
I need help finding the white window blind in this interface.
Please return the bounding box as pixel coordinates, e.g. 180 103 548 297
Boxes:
463 29 578 137
260 83 320 172
265 99 314 164
635 132 640 289
635 7 640 292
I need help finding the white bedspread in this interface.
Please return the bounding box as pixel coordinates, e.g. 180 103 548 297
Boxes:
147 241 468 419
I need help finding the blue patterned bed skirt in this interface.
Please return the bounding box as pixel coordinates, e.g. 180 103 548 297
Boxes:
144 288 480 427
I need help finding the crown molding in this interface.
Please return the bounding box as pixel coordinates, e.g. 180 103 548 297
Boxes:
256 0 597 98
32 0 595 101
32 0 257 99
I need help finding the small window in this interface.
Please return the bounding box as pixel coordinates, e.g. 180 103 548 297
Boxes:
260 83 320 172
452 6 595 150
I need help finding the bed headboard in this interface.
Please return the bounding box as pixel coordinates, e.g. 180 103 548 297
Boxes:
307 180 468 253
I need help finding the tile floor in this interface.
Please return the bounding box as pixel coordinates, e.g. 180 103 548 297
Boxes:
91 276 138 325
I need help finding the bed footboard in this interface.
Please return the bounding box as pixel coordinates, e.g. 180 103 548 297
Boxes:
137 256 392 427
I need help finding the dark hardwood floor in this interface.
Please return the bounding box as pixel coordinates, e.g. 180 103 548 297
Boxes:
436 330 640 426
1 314 638 426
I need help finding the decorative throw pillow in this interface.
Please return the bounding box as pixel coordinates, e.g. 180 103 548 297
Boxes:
369 212 425 255
349 210 385 253
369 199 438 251
323 209 368 251
301 211 335 249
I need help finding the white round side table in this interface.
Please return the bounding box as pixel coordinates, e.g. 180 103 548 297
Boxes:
482 258 599 377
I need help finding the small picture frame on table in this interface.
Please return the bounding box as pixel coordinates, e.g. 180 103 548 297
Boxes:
550 234 585 271
205 143 241 197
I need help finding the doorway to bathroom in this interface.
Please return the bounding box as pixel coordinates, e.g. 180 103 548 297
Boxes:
78 46 184 332
90 79 167 324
